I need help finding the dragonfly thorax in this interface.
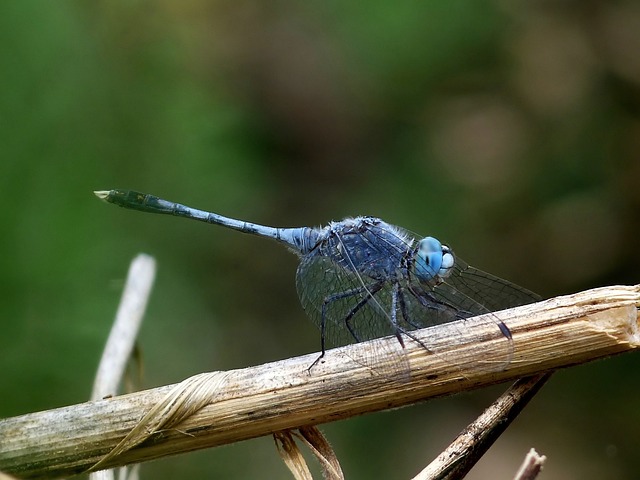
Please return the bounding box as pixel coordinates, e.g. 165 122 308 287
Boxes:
312 217 413 281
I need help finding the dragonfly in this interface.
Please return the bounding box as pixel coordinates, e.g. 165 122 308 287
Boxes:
96 189 540 372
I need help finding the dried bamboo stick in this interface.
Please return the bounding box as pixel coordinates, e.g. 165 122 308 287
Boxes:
1 285 638 479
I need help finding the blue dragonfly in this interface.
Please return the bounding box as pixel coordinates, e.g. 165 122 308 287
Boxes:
96 190 539 370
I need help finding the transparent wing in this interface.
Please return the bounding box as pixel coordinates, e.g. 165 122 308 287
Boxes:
438 258 541 315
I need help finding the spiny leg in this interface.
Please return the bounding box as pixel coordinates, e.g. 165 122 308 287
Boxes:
405 284 513 352
406 284 467 320
308 282 383 371
408 283 512 341
343 282 384 343
389 283 405 348
398 287 422 329
396 288 432 352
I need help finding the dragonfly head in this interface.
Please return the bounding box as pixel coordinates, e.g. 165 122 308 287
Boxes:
415 236 454 282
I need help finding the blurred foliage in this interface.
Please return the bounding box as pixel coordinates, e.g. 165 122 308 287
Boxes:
1 1 640 479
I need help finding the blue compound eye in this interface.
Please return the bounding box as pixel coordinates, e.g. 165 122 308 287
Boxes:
415 237 454 282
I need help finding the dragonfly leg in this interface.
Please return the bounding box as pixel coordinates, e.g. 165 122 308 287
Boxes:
396 288 431 351
308 282 383 372
397 289 421 329
389 284 405 348
406 284 467 321
342 282 384 342
407 284 512 342
308 285 368 371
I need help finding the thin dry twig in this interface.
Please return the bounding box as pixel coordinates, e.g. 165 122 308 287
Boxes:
274 427 345 480
274 431 313 480
89 254 156 480
91 254 156 401
513 448 546 480
295 427 344 480
412 374 551 480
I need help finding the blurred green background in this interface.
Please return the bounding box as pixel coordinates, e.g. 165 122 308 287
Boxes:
2 1 640 479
